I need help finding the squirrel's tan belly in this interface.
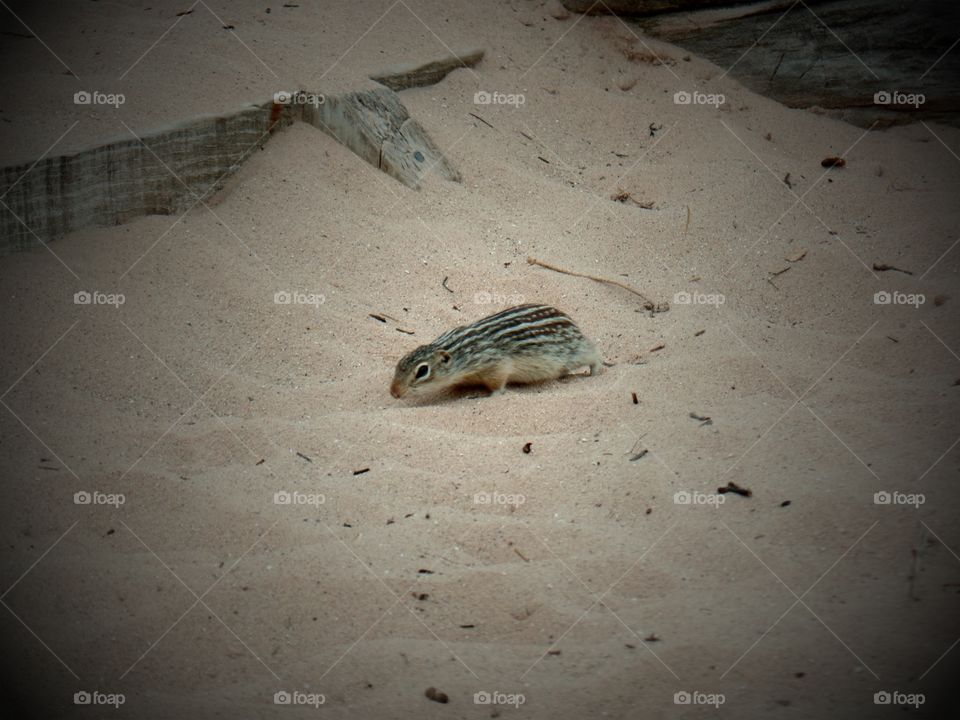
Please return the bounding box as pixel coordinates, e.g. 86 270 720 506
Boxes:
504 354 586 383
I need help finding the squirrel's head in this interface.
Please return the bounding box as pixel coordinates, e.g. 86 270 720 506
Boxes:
390 346 454 398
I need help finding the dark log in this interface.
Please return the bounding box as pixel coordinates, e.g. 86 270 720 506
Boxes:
633 0 960 128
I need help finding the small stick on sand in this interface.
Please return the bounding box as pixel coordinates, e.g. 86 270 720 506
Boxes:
684 205 691 235
468 112 494 129
441 276 454 293
718 481 751 497
526 256 669 312
370 312 400 323
628 433 648 461
873 262 913 275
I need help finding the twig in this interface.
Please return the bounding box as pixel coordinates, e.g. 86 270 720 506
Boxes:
526 256 668 312
873 262 913 275
628 433 648 461
370 312 400 323
468 112 495 129
442 276 454 293
611 189 654 208
684 205 691 234
718 481 751 497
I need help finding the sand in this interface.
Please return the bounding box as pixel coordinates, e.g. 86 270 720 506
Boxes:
1 1 959 718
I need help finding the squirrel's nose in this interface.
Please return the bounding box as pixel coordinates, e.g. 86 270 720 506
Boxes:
390 383 403 399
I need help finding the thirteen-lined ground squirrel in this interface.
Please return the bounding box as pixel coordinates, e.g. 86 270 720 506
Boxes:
390 304 601 398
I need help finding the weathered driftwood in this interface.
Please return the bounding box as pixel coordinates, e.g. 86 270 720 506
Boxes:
370 47 484 91
0 87 460 254
634 0 960 128
0 102 298 255
302 85 461 189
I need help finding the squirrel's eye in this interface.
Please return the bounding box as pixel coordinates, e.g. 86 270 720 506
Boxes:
415 364 430 380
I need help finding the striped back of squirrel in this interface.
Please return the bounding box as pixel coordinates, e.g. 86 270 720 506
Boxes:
431 304 585 369
390 304 599 397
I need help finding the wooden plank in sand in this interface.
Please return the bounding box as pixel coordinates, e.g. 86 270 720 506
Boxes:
0 86 462 255
302 85 461 192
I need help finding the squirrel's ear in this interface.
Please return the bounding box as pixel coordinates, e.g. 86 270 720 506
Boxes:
438 350 451 364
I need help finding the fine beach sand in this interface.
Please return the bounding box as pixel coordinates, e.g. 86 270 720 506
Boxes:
1 2 959 718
